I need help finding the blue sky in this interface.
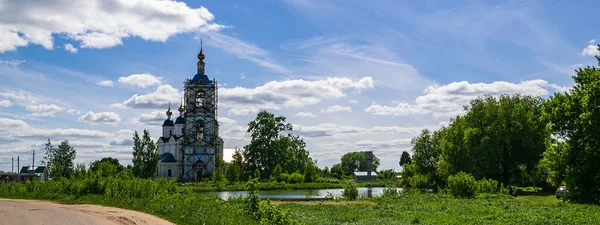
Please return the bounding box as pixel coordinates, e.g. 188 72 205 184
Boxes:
0 0 599 173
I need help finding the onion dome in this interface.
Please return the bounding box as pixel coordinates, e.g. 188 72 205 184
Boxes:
162 119 174 127
175 116 185 125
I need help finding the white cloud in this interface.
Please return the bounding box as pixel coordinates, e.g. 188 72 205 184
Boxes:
203 32 289 74
589 39 596 44
115 84 181 109
0 59 25 67
0 0 225 52
0 118 111 140
67 109 82 115
240 72 246 79
581 44 599 56
25 104 63 117
0 100 12 108
0 89 52 106
64 44 78 53
221 77 374 116
96 80 114 87
366 79 566 118
294 123 427 138
321 105 351 113
133 111 167 126
296 112 317 118
78 111 121 124
348 100 358 104
118 73 163 88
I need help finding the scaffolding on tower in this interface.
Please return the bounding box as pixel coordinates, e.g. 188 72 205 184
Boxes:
178 77 221 182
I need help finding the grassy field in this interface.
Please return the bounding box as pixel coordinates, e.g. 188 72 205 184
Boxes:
179 180 395 192
3 179 599 224
276 192 600 224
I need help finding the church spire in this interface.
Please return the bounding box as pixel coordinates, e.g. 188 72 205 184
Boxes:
166 102 173 119
197 37 205 75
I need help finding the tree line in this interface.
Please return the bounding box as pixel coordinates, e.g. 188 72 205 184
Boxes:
399 48 600 204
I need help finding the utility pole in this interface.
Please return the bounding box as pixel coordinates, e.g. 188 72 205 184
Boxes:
32 150 35 169
17 156 20 181
12 156 14 173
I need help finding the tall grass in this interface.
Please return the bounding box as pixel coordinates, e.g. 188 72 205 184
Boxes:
0 174 256 225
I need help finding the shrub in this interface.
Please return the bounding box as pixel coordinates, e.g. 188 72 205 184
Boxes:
447 172 477 198
342 180 359 200
287 172 304 184
382 185 399 198
476 178 499 194
409 174 429 189
277 173 290 183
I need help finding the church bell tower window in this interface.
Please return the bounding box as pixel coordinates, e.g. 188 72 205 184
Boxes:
196 120 204 140
196 92 205 107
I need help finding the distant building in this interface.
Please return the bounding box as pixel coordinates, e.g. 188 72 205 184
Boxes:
18 166 46 181
155 40 224 182
354 171 377 181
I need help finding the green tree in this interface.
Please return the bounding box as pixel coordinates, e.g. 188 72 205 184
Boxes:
330 163 343 178
404 129 444 188
539 139 569 186
271 164 283 182
439 94 549 185
227 147 244 182
243 110 312 179
43 139 77 179
339 151 380 176
90 157 124 173
399 151 412 167
132 130 159 179
542 49 600 203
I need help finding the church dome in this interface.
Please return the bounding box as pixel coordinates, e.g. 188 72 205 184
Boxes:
162 119 174 127
175 116 185 125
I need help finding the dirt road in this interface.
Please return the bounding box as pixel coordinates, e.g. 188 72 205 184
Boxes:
0 198 174 225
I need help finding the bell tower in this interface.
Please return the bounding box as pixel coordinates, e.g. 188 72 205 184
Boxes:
179 39 224 182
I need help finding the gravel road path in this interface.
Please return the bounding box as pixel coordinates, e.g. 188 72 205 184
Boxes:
0 198 174 225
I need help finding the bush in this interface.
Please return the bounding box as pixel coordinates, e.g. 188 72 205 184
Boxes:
476 178 499 194
447 172 477 198
382 185 399 198
277 173 290 183
409 174 429 189
342 180 359 200
287 172 304 184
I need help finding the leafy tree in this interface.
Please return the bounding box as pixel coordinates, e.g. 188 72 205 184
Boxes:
438 94 549 185
339 151 380 176
43 139 76 179
542 50 600 203
243 110 312 179
399 151 412 167
330 163 343 178
539 139 569 186
403 129 443 188
227 147 244 182
271 164 283 182
132 130 159 179
90 157 124 173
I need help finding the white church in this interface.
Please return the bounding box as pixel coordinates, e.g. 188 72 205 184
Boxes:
156 41 224 181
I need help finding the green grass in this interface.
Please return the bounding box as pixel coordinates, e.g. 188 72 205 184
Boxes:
277 193 600 224
4 179 598 225
180 180 395 192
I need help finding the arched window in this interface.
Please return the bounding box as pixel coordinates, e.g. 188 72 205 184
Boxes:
196 92 205 107
196 120 204 140
169 130 172 136
168 169 172 177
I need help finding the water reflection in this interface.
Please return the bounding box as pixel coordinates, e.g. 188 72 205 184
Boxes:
216 187 403 199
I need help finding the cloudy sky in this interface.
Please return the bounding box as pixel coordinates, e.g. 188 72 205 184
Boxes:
0 0 598 173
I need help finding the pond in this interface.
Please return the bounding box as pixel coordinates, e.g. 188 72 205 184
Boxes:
215 187 403 199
